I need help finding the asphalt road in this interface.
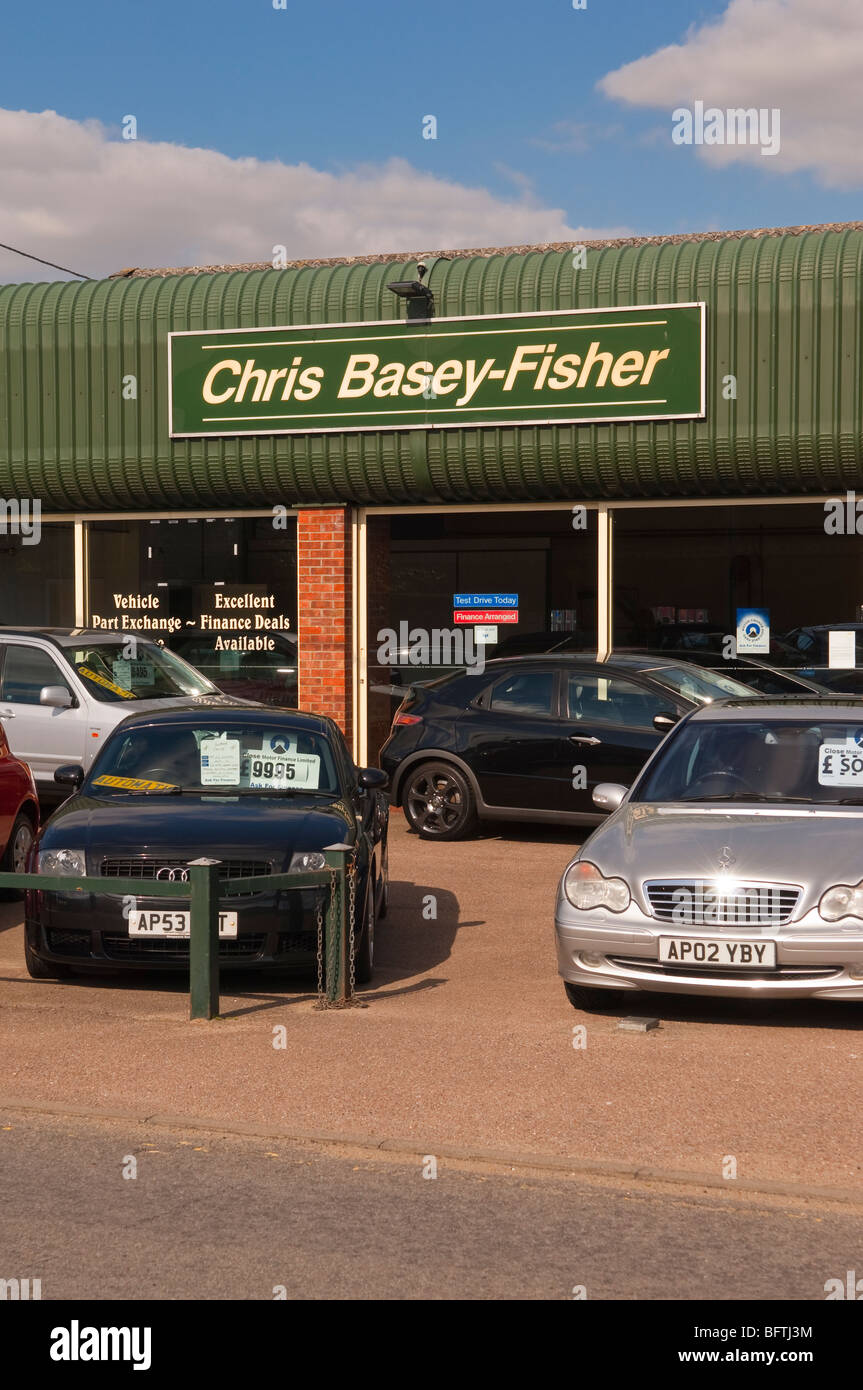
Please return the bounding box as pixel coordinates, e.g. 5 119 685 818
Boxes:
1 1112 860 1301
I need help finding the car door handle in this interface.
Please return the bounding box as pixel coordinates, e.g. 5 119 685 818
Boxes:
0 709 14 718
570 734 600 745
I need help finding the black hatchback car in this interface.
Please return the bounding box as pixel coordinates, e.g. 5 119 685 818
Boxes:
379 654 757 839
26 705 388 982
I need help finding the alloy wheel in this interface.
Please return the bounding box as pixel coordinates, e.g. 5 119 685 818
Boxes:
12 821 34 874
406 767 467 836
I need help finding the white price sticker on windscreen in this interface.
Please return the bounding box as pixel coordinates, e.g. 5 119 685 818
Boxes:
248 752 320 789
112 659 154 687
818 741 863 785
200 735 241 785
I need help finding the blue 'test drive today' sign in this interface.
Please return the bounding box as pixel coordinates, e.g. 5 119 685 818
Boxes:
453 594 519 608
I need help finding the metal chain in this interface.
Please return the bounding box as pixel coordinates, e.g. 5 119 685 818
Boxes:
315 886 324 1008
314 868 337 1010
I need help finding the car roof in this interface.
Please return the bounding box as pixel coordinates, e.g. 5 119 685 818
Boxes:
687 696 863 721
104 702 334 735
478 652 732 675
622 645 825 680
0 627 162 648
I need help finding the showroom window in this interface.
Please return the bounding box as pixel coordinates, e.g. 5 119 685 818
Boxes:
612 503 863 696
0 524 75 626
87 516 298 705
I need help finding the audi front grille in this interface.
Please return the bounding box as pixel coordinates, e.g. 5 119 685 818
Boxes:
100 858 272 881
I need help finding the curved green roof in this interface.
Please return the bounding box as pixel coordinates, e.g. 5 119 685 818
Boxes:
1 226 862 510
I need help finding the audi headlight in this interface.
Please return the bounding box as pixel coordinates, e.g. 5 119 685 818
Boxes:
289 851 327 872
819 881 863 923
563 860 631 913
37 848 86 877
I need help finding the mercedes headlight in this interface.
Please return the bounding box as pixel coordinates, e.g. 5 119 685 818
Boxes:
819 881 863 923
37 848 86 877
289 851 327 872
563 860 631 913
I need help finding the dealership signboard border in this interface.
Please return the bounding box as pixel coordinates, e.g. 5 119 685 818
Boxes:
168 303 706 439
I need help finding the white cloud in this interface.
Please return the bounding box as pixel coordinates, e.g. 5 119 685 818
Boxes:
599 0 863 187
530 120 624 154
0 107 629 283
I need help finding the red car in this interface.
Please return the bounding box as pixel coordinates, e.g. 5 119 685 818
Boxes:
0 722 39 891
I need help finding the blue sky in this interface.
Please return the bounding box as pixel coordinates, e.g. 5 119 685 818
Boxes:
2 0 860 280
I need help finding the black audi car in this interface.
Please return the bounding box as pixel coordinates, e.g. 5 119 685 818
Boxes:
25 705 388 982
379 653 759 839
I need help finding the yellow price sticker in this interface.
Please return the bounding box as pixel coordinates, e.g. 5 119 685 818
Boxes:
92 775 178 792
77 665 136 699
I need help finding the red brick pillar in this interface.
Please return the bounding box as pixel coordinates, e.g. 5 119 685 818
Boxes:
297 507 353 744
365 515 392 765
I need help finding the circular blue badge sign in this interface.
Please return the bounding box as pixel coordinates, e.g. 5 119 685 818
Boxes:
736 609 770 653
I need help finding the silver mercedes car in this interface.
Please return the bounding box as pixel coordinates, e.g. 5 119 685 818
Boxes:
555 698 863 1009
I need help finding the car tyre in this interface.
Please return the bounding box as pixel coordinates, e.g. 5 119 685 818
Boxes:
401 761 478 841
24 935 70 980
564 981 616 1013
0 812 36 901
354 878 375 985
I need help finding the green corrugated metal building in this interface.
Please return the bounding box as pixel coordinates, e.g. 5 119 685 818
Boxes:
2 222 863 757
2 222 863 511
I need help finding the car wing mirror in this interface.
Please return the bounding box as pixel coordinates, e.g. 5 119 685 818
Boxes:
653 711 678 732
40 685 73 710
592 782 628 812
358 767 389 792
54 764 85 788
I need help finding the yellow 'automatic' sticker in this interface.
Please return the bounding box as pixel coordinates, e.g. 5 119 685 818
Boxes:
77 665 137 699
92 774 178 791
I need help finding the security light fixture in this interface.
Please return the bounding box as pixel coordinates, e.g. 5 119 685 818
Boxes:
387 258 436 319
387 279 432 299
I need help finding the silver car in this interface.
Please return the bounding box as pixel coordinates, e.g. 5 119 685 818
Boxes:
555 698 863 1008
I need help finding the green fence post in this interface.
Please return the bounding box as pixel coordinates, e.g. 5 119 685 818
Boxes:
323 844 352 1006
189 859 221 1020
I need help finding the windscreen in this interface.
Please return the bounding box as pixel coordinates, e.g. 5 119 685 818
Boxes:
634 719 863 805
89 722 340 795
68 641 217 702
650 665 754 704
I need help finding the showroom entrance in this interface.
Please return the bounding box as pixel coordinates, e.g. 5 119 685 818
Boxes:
361 504 600 761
